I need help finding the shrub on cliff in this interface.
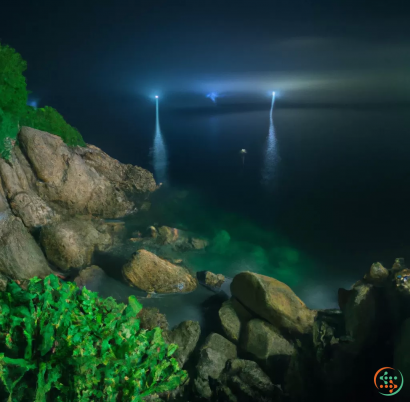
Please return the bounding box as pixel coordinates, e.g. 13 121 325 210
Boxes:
0 42 86 159
21 106 86 147
0 275 187 401
0 43 28 117
0 109 18 159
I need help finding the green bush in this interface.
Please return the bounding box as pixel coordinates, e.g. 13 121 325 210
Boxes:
0 275 187 401
0 43 28 117
21 106 86 147
0 42 86 158
0 108 18 160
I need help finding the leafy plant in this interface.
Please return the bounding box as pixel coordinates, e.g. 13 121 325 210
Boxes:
0 275 187 401
0 108 18 160
0 43 28 117
20 106 86 147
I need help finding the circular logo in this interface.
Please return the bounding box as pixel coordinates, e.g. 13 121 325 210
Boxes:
374 367 404 396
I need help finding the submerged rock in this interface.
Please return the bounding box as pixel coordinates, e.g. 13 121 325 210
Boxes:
231 272 316 335
122 249 197 293
164 320 201 367
194 333 237 399
40 218 112 271
0 215 52 280
198 270 226 290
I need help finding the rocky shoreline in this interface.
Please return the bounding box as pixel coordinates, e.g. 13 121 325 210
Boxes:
1 127 409 401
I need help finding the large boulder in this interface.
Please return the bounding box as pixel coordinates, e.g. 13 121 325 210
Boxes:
17 127 156 218
163 320 201 367
0 214 52 280
0 156 56 229
194 333 237 399
40 218 112 271
231 272 316 335
122 249 197 293
241 318 295 379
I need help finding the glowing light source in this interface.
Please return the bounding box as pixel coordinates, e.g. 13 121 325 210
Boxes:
206 92 219 103
155 95 159 99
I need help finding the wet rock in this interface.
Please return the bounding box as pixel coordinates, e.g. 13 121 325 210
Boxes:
339 282 377 352
201 271 226 288
146 226 158 238
217 359 282 402
18 127 156 218
231 272 316 335
157 226 181 244
0 215 52 280
219 300 242 343
194 333 237 399
163 320 201 367
40 218 112 271
137 307 168 331
190 237 209 250
241 318 295 378
122 249 197 293
74 265 107 289
364 262 389 285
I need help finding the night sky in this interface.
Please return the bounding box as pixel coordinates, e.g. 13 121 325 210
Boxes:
2 0 410 155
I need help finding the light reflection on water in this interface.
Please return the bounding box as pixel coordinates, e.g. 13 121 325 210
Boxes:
153 98 168 184
261 93 280 188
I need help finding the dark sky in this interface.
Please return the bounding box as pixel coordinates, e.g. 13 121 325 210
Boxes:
2 0 410 155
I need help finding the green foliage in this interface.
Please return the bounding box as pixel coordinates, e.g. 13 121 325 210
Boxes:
0 42 86 158
0 108 18 160
21 106 86 147
0 43 28 117
0 275 187 401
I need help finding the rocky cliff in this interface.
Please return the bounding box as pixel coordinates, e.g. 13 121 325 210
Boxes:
0 126 156 280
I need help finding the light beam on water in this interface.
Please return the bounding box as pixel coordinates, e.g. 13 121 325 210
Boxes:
261 91 280 187
153 97 168 184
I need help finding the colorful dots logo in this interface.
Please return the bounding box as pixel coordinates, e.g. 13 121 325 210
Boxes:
374 367 404 396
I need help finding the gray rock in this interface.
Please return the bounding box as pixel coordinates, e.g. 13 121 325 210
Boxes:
74 265 107 289
241 318 294 375
18 127 156 218
194 333 237 399
163 320 201 367
218 359 281 402
364 262 389 285
219 300 242 343
231 272 316 336
0 215 52 280
40 218 112 271
137 307 169 331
